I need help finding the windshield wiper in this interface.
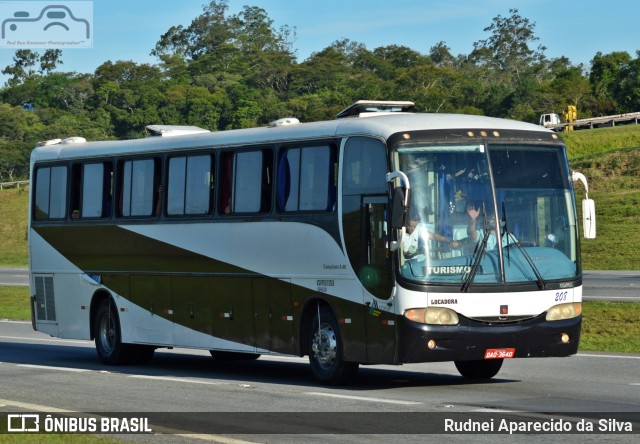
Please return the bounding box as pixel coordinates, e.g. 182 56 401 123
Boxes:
461 208 491 292
501 201 546 290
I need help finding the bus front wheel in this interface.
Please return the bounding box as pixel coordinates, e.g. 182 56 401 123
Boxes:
454 359 503 380
94 298 131 365
308 307 358 385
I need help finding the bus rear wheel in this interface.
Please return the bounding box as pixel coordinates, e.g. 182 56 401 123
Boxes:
308 307 358 385
454 359 503 380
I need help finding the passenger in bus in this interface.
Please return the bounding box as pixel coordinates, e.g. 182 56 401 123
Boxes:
466 204 517 250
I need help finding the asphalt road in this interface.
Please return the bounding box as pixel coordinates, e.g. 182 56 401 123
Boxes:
2 268 639 301
0 321 638 443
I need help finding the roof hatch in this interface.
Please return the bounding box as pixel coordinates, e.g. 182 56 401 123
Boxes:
336 100 415 119
145 125 210 137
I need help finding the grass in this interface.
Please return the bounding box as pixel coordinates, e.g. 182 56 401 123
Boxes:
1 285 638 354
571 147 640 269
563 124 640 160
580 301 640 353
0 186 29 266
0 285 30 320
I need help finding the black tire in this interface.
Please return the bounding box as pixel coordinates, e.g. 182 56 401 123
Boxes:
454 359 503 380
94 298 134 365
308 307 358 385
209 351 261 361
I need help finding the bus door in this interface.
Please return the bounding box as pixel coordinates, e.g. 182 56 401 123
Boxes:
361 195 396 364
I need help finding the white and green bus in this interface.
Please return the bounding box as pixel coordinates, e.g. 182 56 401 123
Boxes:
28 101 595 384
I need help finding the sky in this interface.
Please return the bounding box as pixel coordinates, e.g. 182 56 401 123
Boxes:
0 0 639 84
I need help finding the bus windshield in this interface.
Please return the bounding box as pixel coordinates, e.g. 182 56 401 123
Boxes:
395 143 578 286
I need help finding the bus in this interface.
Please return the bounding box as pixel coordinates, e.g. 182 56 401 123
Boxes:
28 101 596 385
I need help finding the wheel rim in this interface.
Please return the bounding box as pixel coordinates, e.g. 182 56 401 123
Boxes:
98 312 116 355
311 322 337 369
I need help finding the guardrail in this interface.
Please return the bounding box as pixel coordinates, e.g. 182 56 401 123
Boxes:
0 180 30 190
545 113 640 131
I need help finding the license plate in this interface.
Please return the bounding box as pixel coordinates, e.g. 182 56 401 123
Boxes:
484 348 515 359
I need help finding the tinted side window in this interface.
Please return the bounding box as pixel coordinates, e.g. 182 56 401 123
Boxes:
219 149 272 215
277 145 336 212
167 154 214 216
118 158 161 217
34 165 67 220
343 137 388 195
69 162 114 220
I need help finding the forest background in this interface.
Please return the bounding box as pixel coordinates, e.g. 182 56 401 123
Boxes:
1 1 639 181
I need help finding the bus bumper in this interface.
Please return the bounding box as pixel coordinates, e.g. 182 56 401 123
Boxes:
398 314 581 363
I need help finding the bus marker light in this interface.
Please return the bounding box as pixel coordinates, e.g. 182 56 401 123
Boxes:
427 340 437 350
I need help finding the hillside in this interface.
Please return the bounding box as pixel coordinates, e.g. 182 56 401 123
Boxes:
1 125 639 269
566 125 640 269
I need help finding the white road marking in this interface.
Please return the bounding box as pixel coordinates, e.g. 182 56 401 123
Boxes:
0 398 76 413
577 353 640 360
16 364 90 372
0 334 88 344
128 375 223 385
174 434 259 444
305 391 421 405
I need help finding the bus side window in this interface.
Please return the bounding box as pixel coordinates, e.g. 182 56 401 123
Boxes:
34 165 67 220
167 154 214 216
117 158 161 217
69 162 113 219
218 149 272 215
277 145 336 212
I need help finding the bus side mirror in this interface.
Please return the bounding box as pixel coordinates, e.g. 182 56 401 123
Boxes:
582 198 596 239
390 187 409 230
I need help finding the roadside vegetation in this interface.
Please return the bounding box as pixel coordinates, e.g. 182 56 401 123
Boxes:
567 126 640 269
0 185 28 266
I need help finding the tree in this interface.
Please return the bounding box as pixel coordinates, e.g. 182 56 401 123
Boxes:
590 51 632 113
617 51 640 111
39 49 63 75
472 9 547 86
2 50 38 86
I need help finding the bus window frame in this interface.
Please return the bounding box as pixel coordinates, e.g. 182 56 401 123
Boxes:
217 146 274 217
165 151 215 219
115 156 163 219
276 142 338 214
68 160 114 221
33 162 69 222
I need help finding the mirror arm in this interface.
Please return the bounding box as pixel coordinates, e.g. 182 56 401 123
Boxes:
571 171 589 199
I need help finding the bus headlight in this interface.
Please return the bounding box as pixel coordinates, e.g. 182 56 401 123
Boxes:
546 302 582 321
404 307 459 325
